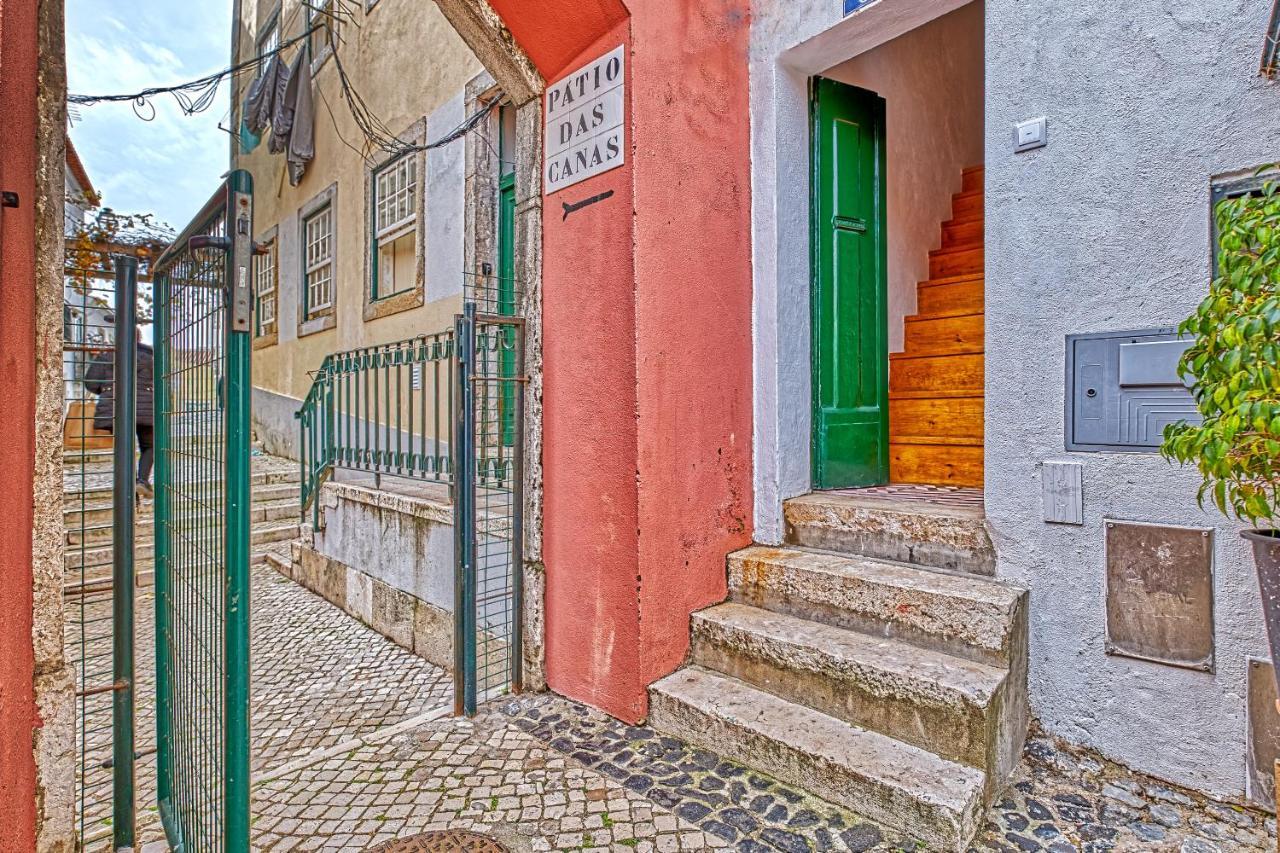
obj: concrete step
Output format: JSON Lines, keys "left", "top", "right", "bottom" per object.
{"left": 783, "top": 491, "right": 995, "bottom": 575}
{"left": 64, "top": 468, "right": 301, "bottom": 506}
{"left": 648, "top": 666, "right": 986, "bottom": 852}
{"left": 65, "top": 499, "right": 299, "bottom": 545}
{"left": 64, "top": 522, "right": 299, "bottom": 570}
{"left": 727, "top": 546, "right": 1024, "bottom": 669}
{"left": 690, "top": 602, "right": 1011, "bottom": 772}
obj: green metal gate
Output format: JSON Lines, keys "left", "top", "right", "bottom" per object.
{"left": 151, "top": 171, "right": 255, "bottom": 852}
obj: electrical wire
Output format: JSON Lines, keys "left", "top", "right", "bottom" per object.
{"left": 67, "top": 0, "right": 499, "bottom": 160}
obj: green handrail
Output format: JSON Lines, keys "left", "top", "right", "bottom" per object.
{"left": 298, "top": 331, "right": 456, "bottom": 525}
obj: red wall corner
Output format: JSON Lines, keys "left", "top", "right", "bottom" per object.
{"left": 497, "top": 0, "right": 755, "bottom": 723}
{"left": 0, "top": 0, "right": 45, "bottom": 846}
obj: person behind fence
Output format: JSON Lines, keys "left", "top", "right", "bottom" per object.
{"left": 84, "top": 335, "right": 155, "bottom": 499}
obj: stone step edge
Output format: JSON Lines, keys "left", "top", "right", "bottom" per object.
{"left": 727, "top": 546, "right": 1024, "bottom": 667}
{"left": 649, "top": 666, "right": 986, "bottom": 852}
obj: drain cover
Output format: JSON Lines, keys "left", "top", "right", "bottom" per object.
{"left": 367, "top": 830, "right": 509, "bottom": 853}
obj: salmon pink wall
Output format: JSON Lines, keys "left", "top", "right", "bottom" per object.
{"left": 492, "top": 0, "right": 753, "bottom": 723}
{"left": 0, "top": 0, "right": 42, "bottom": 845}
{"left": 488, "top": 0, "right": 629, "bottom": 80}
{"left": 630, "top": 0, "right": 753, "bottom": 689}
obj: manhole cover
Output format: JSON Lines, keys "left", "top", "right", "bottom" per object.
{"left": 367, "top": 830, "right": 509, "bottom": 853}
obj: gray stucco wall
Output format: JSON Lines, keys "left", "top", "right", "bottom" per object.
{"left": 253, "top": 385, "right": 302, "bottom": 460}
{"left": 985, "top": 0, "right": 1278, "bottom": 798}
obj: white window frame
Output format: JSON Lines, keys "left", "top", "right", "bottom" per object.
{"left": 307, "top": 0, "right": 336, "bottom": 71}
{"left": 372, "top": 155, "right": 417, "bottom": 299}
{"left": 257, "top": 14, "right": 280, "bottom": 64}
{"left": 254, "top": 239, "right": 277, "bottom": 332}
{"left": 303, "top": 206, "right": 334, "bottom": 316}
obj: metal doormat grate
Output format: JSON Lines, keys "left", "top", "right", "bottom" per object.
{"left": 829, "top": 483, "right": 985, "bottom": 509}
{"left": 367, "top": 830, "right": 510, "bottom": 852}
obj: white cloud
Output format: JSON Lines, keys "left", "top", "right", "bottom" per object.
{"left": 68, "top": 0, "right": 232, "bottom": 228}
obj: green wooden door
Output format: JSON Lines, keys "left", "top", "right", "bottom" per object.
{"left": 810, "top": 78, "right": 888, "bottom": 489}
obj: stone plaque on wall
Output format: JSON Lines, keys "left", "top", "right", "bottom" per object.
{"left": 1247, "top": 658, "right": 1280, "bottom": 812}
{"left": 1104, "top": 520, "right": 1214, "bottom": 671}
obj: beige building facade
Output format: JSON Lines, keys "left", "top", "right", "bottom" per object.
{"left": 230, "top": 0, "right": 486, "bottom": 455}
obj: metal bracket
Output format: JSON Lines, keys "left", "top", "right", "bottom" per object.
{"left": 228, "top": 190, "right": 254, "bottom": 332}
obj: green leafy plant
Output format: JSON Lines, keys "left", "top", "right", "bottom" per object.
{"left": 1162, "top": 168, "right": 1280, "bottom": 529}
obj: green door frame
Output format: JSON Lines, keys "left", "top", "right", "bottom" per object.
{"left": 497, "top": 105, "right": 517, "bottom": 447}
{"left": 810, "top": 77, "right": 889, "bottom": 490}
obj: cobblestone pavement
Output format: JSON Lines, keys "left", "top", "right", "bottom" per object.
{"left": 76, "top": 563, "right": 451, "bottom": 849}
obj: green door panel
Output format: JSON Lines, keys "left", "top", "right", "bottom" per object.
{"left": 810, "top": 77, "right": 889, "bottom": 490}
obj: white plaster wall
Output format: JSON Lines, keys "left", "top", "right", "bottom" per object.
{"left": 750, "top": 0, "right": 975, "bottom": 542}
{"left": 822, "top": 3, "right": 984, "bottom": 352}
{"left": 426, "top": 93, "right": 466, "bottom": 303}
{"left": 984, "top": 0, "right": 1278, "bottom": 797}
{"left": 316, "top": 494, "right": 454, "bottom": 611}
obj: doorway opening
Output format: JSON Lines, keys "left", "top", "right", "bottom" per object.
{"left": 808, "top": 1, "right": 986, "bottom": 494}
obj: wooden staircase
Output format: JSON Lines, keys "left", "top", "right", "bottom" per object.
{"left": 889, "top": 165, "right": 985, "bottom": 488}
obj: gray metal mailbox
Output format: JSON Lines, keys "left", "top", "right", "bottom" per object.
{"left": 1065, "top": 328, "right": 1201, "bottom": 452}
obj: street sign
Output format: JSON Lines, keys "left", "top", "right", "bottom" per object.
{"left": 544, "top": 45, "right": 625, "bottom": 195}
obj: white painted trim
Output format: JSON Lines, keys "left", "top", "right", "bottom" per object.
{"left": 750, "top": 0, "right": 976, "bottom": 543}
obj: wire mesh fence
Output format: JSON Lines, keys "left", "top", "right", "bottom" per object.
{"left": 152, "top": 172, "right": 254, "bottom": 852}
{"left": 456, "top": 276, "right": 524, "bottom": 713}
{"left": 64, "top": 268, "right": 123, "bottom": 849}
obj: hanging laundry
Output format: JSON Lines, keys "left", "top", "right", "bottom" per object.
{"left": 244, "top": 53, "right": 285, "bottom": 137}
{"left": 269, "top": 48, "right": 306, "bottom": 155}
{"left": 286, "top": 57, "right": 315, "bottom": 186}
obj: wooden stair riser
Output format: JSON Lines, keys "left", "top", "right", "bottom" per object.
{"left": 890, "top": 396, "right": 984, "bottom": 442}
{"left": 890, "top": 353, "right": 983, "bottom": 393}
{"left": 942, "top": 218, "right": 984, "bottom": 248}
{"left": 904, "top": 313, "right": 984, "bottom": 356}
{"left": 917, "top": 278, "right": 984, "bottom": 315}
{"left": 890, "top": 443, "right": 984, "bottom": 488}
{"left": 961, "top": 167, "right": 984, "bottom": 194}
{"left": 950, "top": 192, "right": 983, "bottom": 221}
{"left": 930, "top": 246, "right": 984, "bottom": 279}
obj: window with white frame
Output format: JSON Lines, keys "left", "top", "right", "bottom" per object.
{"left": 304, "top": 206, "right": 334, "bottom": 316}
{"left": 307, "top": 0, "right": 335, "bottom": 64}
{"left": 254, "top": 238, "right": 277, "bottom": 334}
{"left": 371, "top": 154, "right": 417, "bottom": 299}
{"left": 257, "top": 15, "right": 279, "bottom": 66}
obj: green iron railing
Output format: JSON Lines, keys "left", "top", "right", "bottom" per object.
{"left": 297, "top": 332, "right": 456, "bottom": 526}
{"left": 152, "top": 170, "right": 255, "bottom": 852}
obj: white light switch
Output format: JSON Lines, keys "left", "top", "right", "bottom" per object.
{"left": 1014, "top": 116, "right": 1048, "bottom": 152}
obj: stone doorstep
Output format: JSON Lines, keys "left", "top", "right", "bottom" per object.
{"left": 689, "top": 601, "right": 1011, "bottom": 774}
{"left": 648, "top": 665, "right": 987, "bottom": 852}
{"left": 728, "top": 545, "right": 1025, "bottom": 669}
{"left": 784, "top": 491, "right": 996, "bottom": 575}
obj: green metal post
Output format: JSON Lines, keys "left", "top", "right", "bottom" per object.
{"left": 111, "top": 254, "right": 138, "bottom": 850}
{"left": 454, "top": 304, "right": 478, "bottom": 716}
{"left": 153, "top": 269, "right": 178, "bottom": 846}
{"left": 224, "top": 170, "right": 254, "bottom": 851}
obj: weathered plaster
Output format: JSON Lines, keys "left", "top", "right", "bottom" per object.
{"left": 749, "top": 0, "right": 974, "bottom": 543}
{"left": 984, "top": 0, "right": 1279, "bottom": 797}
{"left": 34, "top": 0, "right": 74, "bottom": 846}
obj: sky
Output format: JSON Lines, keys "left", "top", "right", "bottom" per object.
{"left": 67, "top": 0, "right": 233, "bottom": 231}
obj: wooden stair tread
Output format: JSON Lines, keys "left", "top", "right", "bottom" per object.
{"left": 905, "top": 309, "right": 985, "bottom": 323}
{"left": 890, "top": 435, "right": 985, "bottom": 447}
{"left": 918, "top": 273, "right": 984, "bottom": 289}
{"left": 891, "top": 347, "right": 985, "bottom": 360}
{"left": 888, "top": 164, "right": 985, "bottom": 490}
{"left": 890, "top": 389, "right": 985, "bottom": 400}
